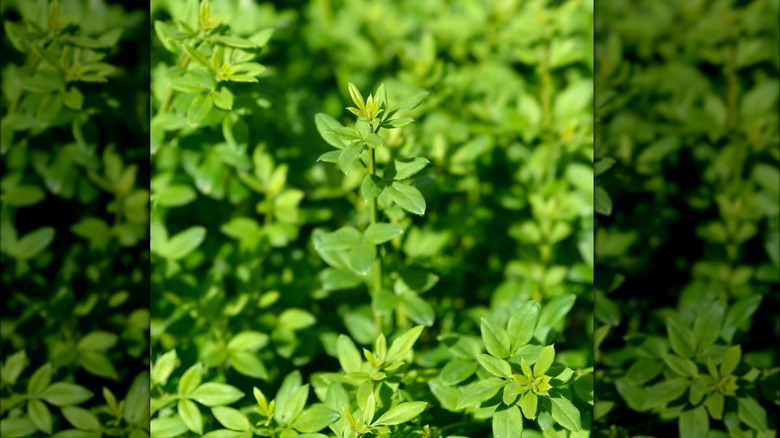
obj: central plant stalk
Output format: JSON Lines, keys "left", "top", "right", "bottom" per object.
{"left": 369, "top": 145, "right": 383, "bottom": 296}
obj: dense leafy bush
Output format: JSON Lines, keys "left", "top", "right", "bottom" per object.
{"left": 594, "top": 0, "right": 779, "bottom": 436}
{"left": 149, "top": 0, "right": 593, "bottom": 436}
{"left": 1, "top": 0, "right": 150, "bottom": 436}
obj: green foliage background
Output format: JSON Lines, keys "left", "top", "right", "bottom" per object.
{"left": 594, "top": 0, "right": 779, "bottom": 436}
{"left": 149, "top": 0, "right": 594, "bottom": 436}
{"left": 1, "top": 0, "right": 151, "bottom": 436}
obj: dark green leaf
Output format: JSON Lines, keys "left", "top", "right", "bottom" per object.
{"left": 679, "top": 406, "right": 709, "bottom": 438}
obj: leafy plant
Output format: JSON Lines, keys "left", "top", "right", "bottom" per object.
{"left": 594, "top": 0, "right": 779, "bottom": 435}
{"left": 148, "top": 0, "right": 594, "bottom": 436}
{"left": 1, "top": 0, "right": 150, "bottom": 436}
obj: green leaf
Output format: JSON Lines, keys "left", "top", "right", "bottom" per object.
{"left": 79, "top": 351, "right": 119, "bottom": 380}
{"left": 212, "top": 87, "right": 234, "bottom": 110}
{"left": 315, "top": 113, "right": 348, "bottom": 149}
{"left": 213, "top": 35, "right": 256, "bottom": 49}
{"left": 365, "top": 223, "right": 403, "bottom": 245}
{"left": 387, "top": 182, "right": 426, "bottom": 215}
{"left": 720, "top": 345, "right": 741, "bottom": 377}
{"left": 400, "top": 294, "right": 435, "bottom": 327}
{"left": 151, "top": 416, "right": 189, "bottom": 438}
{"left": 274, "top": 371, "right": 304, "bottom": 425}
{"left": 737, "top": 396, "right": 768, "bottom": 431}
{"left": 338, "top": 143, "right": 364, "bottom": 175}
{"left": 152, "top": 350, "right": 178, "bottom": 386}
{"left": 392, "top": 158, "right": 430, "bottom": 180}
{"left": 365, "top": 133, "right": 384, "bottom": 148}
{"left": 386, "top": 325, "right": 424, "bottom": 363}
{"left": 156, "top": 185, "right": 197, "bottom": 207}
{"left": 371, "top": 401, "right": 427, "bottom": 426}
{"left": 507, "top": 301, "right": 541, "bottom": 353}
{"left": 3, "top": 185, "right": 46, "bottom": 207}
{"left": 317, "top": 150, "right": 340, "bottom": 163}
{"left": 41, "top": 383, "right": 93, "bottom": 406}
{"left": 705, "top": 392, "right": 725, "bottom": 420}
{"left": 77, "top": 331, "right": 118, "bottom": 352}
{"left": 178, "top": 399, "right": 203, "bottom": 435}
{"left": 189, "top": 383, "right": 244, "bottom": 406}
{"left": 550, "top": 395, "right": 582, "bottom": 432}
{"left": 477, "top": 354, "right": 512, "bottom": 378}
{"left": 389, "top": 91, "right": 428, "bottom": 114}
{"left": 679, "top": 406, "right": 709, "bottom": 438}
{"left": 348, "top": 238, "right": 376, "bottom": 276}
{"left": 456, "top": 378, "right": 505, "bottom": 410}
{"left": 361, "top": 174, "right": 385, "bottom": 201}
{"left": 480, "top": 318, "right": 510, "bottom": 359}
{"left": 337, "top": 334, "right": 362, "bottom": 373}
{"left": 250, "top": 28, "right": 274, "bottom": 46}
{"left": 178, "top": 363, "right": 203, "bottom": 394}
{"left": 278, "top": 309, "right": 317, "bottom": 331}
{"left": 625, "top": 359, "right": 665, "bottom": 386}
{"left": 291, "top": 404, "right": 339, "bottom": 433}
{"left": 229, "top": 351, "right": 268, "bottom": 379}
{"left": 188, "top": 94, "right": 214, "bottom": 125}
{"left": 28, "top": 363, "right": 52, "bottom": 394}
{"left": 439, "top": 359, "right": 478, "bottom": 386}
{"left": 28, "top": 399, "right": 52, "bottom": 434}
{"left": 279, "top": 384, "right": 309, "bottom": 425}
{"left": 667, "top": 318, "right": 696, "bottom": 359}
{"left": 663, "top": 354, "right": 699, "bottom": 378}
{"left": 594, "top": 157, "right": 616, "bottom": 176}
{"left": 314, "top": 227, "right": 362, "bottom": 251}
{"left": 493, "top": 405, "right": 523, "bottom": 438}
{"left": 9, "top": 227, "right": 55, "bottom": 260}
{"left": 160, "top": 226, "right": 206, "bottom": 260}
{"left": 383, "top": 116, "right": 414, "bottom": 128}
{"left": 595, "top": 186, "right": 612, "bottom": 215}
{"left": 693, "top": 301, "right": 726, "bottom": 352}
{"left": 0, "top": 417, "right": 37, "bottom": 438}
{"left": 347, "top": 82, "right": 366, "bottom": 113}
{"left": 212, "top": 406, "right": 251, "bottom": 432}
{"left": 227, "top": 331, "right": 269, "bottom": 352}
{"left": 535, "top": 294, "right": 576, "bottom": 342}
{"left": 534, "top": 345, "right": 556, "bottom": 377}
{"left": 2, "top": 350, "right": 27, "bottom": 386}
{"left": 721, "top": 295, "right": 762, "bottom": 343}
{"left": 519, "top": 392, "right": 538, "bottom": 420}
{"left": 62, "top": 407, "right": 100, "bottom": 431}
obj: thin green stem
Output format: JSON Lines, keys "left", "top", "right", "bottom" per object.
{"left": 368, "top": 146, "right": 384, "bottom": 334}
{"left": 369, "top": 147, "right": 382, "bottom": 296}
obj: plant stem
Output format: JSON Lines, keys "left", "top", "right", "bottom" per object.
{"left": 367, "top": 137, "right": 384, "bottom": 334}
{"left": 368, "top": 147, "right": 382, "bottom": 296}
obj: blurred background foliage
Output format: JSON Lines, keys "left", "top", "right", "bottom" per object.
{"left": 1, "top": 0, "right": 150, "bottom": 436}
{"left": 149, "top": 0, "right": 593, "bottom": 435}
{"left": 594, "top": 0, "right": 779, "bottom": 436}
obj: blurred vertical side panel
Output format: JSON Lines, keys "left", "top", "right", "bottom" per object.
{"left": 1, "top": 0, "right": 150, "bottom": 437}
{"left": 594, "top": 0, "right": 779, "bottom": 436}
